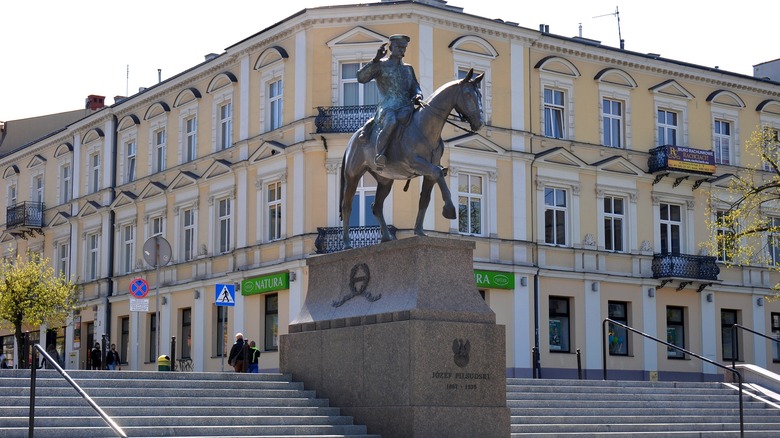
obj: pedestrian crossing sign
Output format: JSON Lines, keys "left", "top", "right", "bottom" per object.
{"left": 215, "top": 284, "right": 236, "bottom": 306}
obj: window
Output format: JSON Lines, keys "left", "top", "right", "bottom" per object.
{"left": 153, "top": 129, "right": 166, "bottom": 173}
{"left": 657, "top": 109, "right": 678, "bottom": 146}
{"left": 267, "top": 181, "right": 282, "bottom": 241}
{"left": 458, "top": 173, "right": 483, "bottom": 235}
{"left": 666, "top": 306, "right": 685, "bottom": 359}
{"left": 772, "top": 313, "right": 780, "bottom": 362}
{"left": 219, "top": 102, "right": 232, "bottom": 150}
{"left": 659, "top": 203, "right": 682, "bottom": 255}
{"left": 89, "top": 153, "right": 100, "bottom": 193}
{"left": 602, "top": 98, "right": 623, "bottom": 148}
{"left": 543, "top": 88, "right": 565, "bottom": 138}
{"left": 268, "top": 79, "right": 283, "bottom": 130}
{"left": 125, "top": 140, "right": 136, "bottom": 183}
{"left": 121, "top": 224, "right": 135, "bottom": 274}
{"left": 603, "top": 196, "right": 624, "bottom": 252}
{"left": 544, "top": 188, "right": 567, "bottom": 245}
{"left": 608, "top": 301, "right": 628, "bottom": 356}
{"left": 768, "top": 217, "right": 780, "bottom": 266}
{"left": 217, "top": 198, "right": 231, "bottom": 254}
{"left": 60, "top": 163, "right": 71, "bottom": 203}
{"left": 721, "top": 309, "right": 739, "bottom": 361}
{"left": 762, "top": 127, "right": 779, "bottom": 172}
{"left": 33, "top": 174, "right": 44, "bottom": 203}
{"left": 182, "top": 208, "right": 196, "bottom": 261}
{"left": 149, "top": 313, "right": 157, "bottom": 362}
{"left": 7, "top": 183, "right": 16, "bottom": 206}
{"left": 215, "top": 307, "right": 227, "bottom": 357}
{"left": 87, "top": 232, "right": 99, "bottom": 281}
{"left": 151, "top": 216, "right": 164, "bottom": 238}
{"left": 181, "top": 308, "right": 192, "bottom": 359}
{"left": 57, "top": 241, "right": 69, "bottom": 278}
{"left": 120, "top": 316, "right": 129, "bottom": 365}
{"left": 714, "top": 120, "right": 731, "bottom": 165}
{"left": 265, "top": 294, "right": 279, "bottom": 351}
{"left": 349, "top": 175, "right": 378, "bottom": 227}
{"left": 715, "top": 211, "right": 735, "bottom": 262}
{"left": 341, "top": 62, "right": 378, "bottom": 106}
{"left": 185, "top": 116, "right": 197, "bottom": 162}
{"left": 549, "top": 297, "right": 570, "bottom": 353}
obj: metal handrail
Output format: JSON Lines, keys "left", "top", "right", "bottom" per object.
{"left": 602, "top": 318, "right": 744, "bottom": 438}
{"left": 731, "top": 323, "right": 780, "bottom": 369}
{"left": 30, "top": 344, "right": 127, "bottom": 438}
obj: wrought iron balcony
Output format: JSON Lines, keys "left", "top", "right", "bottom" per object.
{"left": 315, "top": 225, "right": 397, "bottom": 254}
{"left": 651, "top": 253, "right": 720, "bottom": 281}
{"left": 647, "top": 145, "right": 716, "bottom": 176}
{"left": 315, "top": 105, "right": 376, "bottom": 134}
{"left": 6, "top": 201, "right": 45, "bottom": 238}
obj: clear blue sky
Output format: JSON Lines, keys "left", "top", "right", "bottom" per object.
{"left": 1, "top": 0, "right": 775, "bottom": 121}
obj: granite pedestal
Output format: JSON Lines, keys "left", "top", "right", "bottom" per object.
{"left": 280, "top": 236, "right": 510, "bottom": 438}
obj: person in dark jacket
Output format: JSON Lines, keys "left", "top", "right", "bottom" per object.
{"left": 105, "top": 344, "right": 121, "bottom": 370}
{"left": 227, "top": 333, "right": 246, "bottom": 373}
{"left": 247, "top": 341, "right": 261, "bottom": 373}
{"left": 45, "top": 344, "right": 60, "bottom": 369}
{"left": 90, "top": 343, "right": 102, "bottom": 370}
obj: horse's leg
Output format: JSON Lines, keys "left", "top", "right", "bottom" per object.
{"left": 341, "top": 174, "right": 360, "bottom": 249}
{"left": 409, "top": 157, "right": 457, "bottom": 220}
{"left": 372, "top": 176, "right": 395, "bottom": 242}
{"left": 414, "top": 176, "right": 436, "bottom": 236}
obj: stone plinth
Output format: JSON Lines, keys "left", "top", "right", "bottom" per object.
{"left": 280, "top": 236, "right": 510, "bottom": 438}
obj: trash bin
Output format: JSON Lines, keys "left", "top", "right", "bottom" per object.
{"left": 158, "top": 355, "right": 170, "bottom": 371}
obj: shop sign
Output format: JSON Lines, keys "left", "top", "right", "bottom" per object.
{"left": 666, "top": 145, "right": 715, "bottom": 174}
{"left": 241, "top": 272, "right": 289, "bottom": 296}
{"left": 474, "top": 270, "right": 514, "bottom": 289}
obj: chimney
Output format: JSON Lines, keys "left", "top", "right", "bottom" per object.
{"left": 86, "top": 95, "right": 106, "bottom": 111}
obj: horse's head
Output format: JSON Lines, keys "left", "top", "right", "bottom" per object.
{"left": 455, "top": 69, "right": 485, "bottom": 132}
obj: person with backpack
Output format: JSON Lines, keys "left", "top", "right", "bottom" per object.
{"left": 247, "top": 341, "right": 261, "bottom": 373}
{"left": 227, "top": 333, "right": 246, "bottom": 373}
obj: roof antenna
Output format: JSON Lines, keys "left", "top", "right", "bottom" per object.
{"left": 593, "top": 6, "right": 624, "bottom": 49}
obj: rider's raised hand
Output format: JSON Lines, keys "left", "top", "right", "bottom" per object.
{"left": 373, "top": 43, "right": 387, "bottom": 62}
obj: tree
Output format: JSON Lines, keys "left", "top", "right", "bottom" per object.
{"left": 707, "top": 126, "right": 780, "bottom": 291}
{"left": 0, "top": 251, "right": 79, "bottom": 368}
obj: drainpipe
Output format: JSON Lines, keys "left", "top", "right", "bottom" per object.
{"left": 528, "top": 40, "right": 541, "bottom": 378}
{"left": 104, "top": 114, "right": 119, "bottom": 344}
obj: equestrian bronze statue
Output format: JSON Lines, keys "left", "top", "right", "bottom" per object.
{"left": 339, "top": 47, "right": 484, "bottom": 249}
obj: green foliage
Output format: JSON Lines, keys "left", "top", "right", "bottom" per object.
{"left": 706, "top": 126, "right": 780, "bottom": 290}
{"left": 0, "top": 251, "right": 79, "bottom": 366}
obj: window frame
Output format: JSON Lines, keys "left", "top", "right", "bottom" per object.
{"left": 715, "top": 210, "right": 735, "bottom": 263}
{"left": 182, "top": 207, "right": 196, "bottom": 261}
{"left": 265, "top": 293, "right": 279, "bottom": 351}
{"left": 457, "top": 172, "right": 485, "bottom": 236}
{"left": 152, "top": 127, "right": 166, "bottom": 173}
{"left": 267, "top": 78, "right": 283, "bottom": 131}
{"left": 56, "top": 240, "right": 70, "bottom": 278}
{"left": 340, "top": 61, "right": 379, "bottom": 106}
{"left": 266, "top": 180, "right": 282, "bottom": 241}
{"left": 217, "top": 197, "right": 232, "bottom": 254}
{"left": 603, "top": 195, "right": 626, "bottom": 252}
{"left": 89, "top": 152, "right": 100, "bottom": 194}
{"left": 721, "top": 309, "right": 739, "bottom": 361}
{"left": 59, "top": 162, "right": 72, "bottom": 204}
{"left": 601, "top": 97, "right": 624, "bottom": 148}
{"left": 120, "top": 223, "right": 135, "bottom": 275}
{"left": 125, "top": 139, "right": 137, "bottom": 183}
{"left": 659, "top": 202, "right": 683, "bottom": 255}
{"left": 544, "top": 187, "right": 568, "bottom": 246}
{"left": 666, "top": 306, "right": 686, "bottom": 359}
{"left": 713, "top": 119, "right": 732, "bottom": 165}
{"left": 543, "top": 87, "right": 566, "bottom": 139}
{"left": 548, "top": 296, "right": 571, "bottom": 353}
{"left": 184, "top": 114, "right": 197, "bottom": 163}
{"left": 657, "top": 108, "right": 679, "bottom": 146}
{"left": 86, "top": 231, "right": 99, "bottom": 281}
{"left": 218, "top": 101, "right": 233, "bottom": 151}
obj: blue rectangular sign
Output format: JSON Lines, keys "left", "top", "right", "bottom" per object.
{"left": 215, "top": 283, "right": 236, "bottom": 306}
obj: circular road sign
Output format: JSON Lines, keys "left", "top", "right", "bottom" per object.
{"left": 130, "top": 278, "right": 150, "bottom": 298}
{"left": 143, "top": 236, "right": 172, "bottom": 268}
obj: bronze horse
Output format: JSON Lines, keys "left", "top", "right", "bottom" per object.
{"left": 340, "top": 69, "right": 485, "bottom": 249}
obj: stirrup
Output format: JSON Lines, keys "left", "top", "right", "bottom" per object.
{"left": 374, "top": 154, "right": 387, "bottom": 167}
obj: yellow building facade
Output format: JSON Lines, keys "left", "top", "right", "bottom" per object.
{"left": 2, "top": 0, "right": 780, "bottom": 380}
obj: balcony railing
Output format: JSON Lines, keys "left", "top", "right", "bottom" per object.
{"left": 315, "top": 225, "right": 396, "bottom": 254}
{"left": 651, "top": 253, "right": 720, "bottom": 281}
{"left": 6, "top": 201, "right": 45, "bottom": 234}
{"left": 647, "top": 145, "right": 716, "bottom": 176}
{"left": 315, "top": 105, "right": 376, "bottom": 134}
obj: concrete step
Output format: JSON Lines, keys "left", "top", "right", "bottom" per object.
{"left": 1, "top": 425, "right": 376, "bottom": 438}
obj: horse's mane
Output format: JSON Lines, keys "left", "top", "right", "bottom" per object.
{"left": 423, "top": 79, "right": 461, "bottom": 104}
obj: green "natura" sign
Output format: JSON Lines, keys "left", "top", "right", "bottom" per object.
{"left": 474, "top": 270, "right": 514, "bottom": 289}
{"left": 241, "top": 272, "right": 289, "bottom": 295}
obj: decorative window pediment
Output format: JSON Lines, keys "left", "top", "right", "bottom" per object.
{"left": 449, "top": 35, "right": 498, "bottom": 60}
{"left": 54, "top": 143, "right": 73, "bottom": 158}
{"left": 447, "top": 133, "right": 505, "bottom": 154}
{"left": 82, "top": 128, "right": 104, "bottom": 145}
{"left": 117, "top": 115, "right": 140, "bottom": 131}
{"left": 250, "top": 140, "right": 286, "bottom": 163}
{"left": 144, "top": 102, "right": 171, "bottom": 120}
{"left": 173, "top": 88, "right": 202, "bottom": 108}
{"left": 327, "top": 26, "right": 387, "bottom": 49}
{"left": 203, "top": 159, "right": 233, "bottom": 180}
{"left": 77, "top": 200, "right": 103, "bottom": 218}
{"left": 757, "top": 99, "right": 780, "bottom": 115}
{"left": 169, "top": 171, "right": 200, "bottom": 190}
{"left": 47, "top": 211, "right": 71, "bottom": 228}
{"left": 3, "top": 165, "right": 19, "bottom": 179}
{"left": 254, "top": 46, "right": 289, "bottom": 70}
{"left": 207, "top": 72, "right": 238, "bottom": 93}
{"left": 535, "top": 56, "right": 581, "bottom": 78}
{"left": 110, "top": 191, "right": 138, "bottom": 209}
{"left": 535, "top": 147, "right": 587, "bottom": 168}
{"left": 139, "top": 181, "right": 168, "bottom": 200}
{"left": 591, "top": 156, "right": 645, "bottom": 176}
{"left": 707, "top": 90, "right": 745, "bottom": 109}
{"left": 708, "top": 173, "right": 737, "bottom": 189}
{"left": 594, "top": 68, "right": 637, "bottom": 88}
{"left": 649, "top": 79, "right": 694, "bottom": 100}
{"left": 27, "top": 154, "right": 46, "bottom": 168}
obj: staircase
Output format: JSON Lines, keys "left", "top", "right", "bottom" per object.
{"left": 0, "top": 369, "right": 379, "bottom": 438}
{"left": 508, "top": 377, "right": 780, "bottom": 437}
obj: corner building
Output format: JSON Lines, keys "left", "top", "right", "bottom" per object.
{"left": 2, "top": 0, "right": 780, "bottom": 380}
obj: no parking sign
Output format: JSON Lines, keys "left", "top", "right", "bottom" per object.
{"left": 130, "top": 278, "right": 150, "bottom": 298}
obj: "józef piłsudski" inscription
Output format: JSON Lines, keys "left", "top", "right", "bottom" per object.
{"left": 431, "top": 371, "right": 491, "bottom": 391}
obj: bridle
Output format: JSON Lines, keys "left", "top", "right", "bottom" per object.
{"left": 416, "top": 82, "right": 481, "bottom": 134}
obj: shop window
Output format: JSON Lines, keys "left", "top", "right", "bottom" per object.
{"left": 181, "top": 308, "right": 192, "bottom": 359}
{"left": 265, "top": 294, "right": 279, "bottom": 351}
{"left": 721, "top": 309, "right": 739, "bottom": 361}
{"left": 549, "top": 296, "right": 571, "bottom": 353}
{"left": 608, "top": 301, "right": 628, "bottom": 356}
{"left": 772, "top": 313, "right": 780, "bottom": 362}
{"left": 148, "top": 313, "right": 157, "bottom": 362}
{"left": 120, "top": 316, "right": 129, "bottom": 365}
{"left": 666, "top": 306, "right": 686, "bottom": 359}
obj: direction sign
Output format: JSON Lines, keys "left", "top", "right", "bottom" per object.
{"left": 215, "top": 284, "right": 236, "bottom": 307}
{"left": 130, "top": 278, "right": 150, "bottom": 298}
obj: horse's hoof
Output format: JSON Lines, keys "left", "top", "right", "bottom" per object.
{"left": 443, "top": 204, "right": 457, "bottom": 220}
{"left": 343, "top": 242, "right": 352, "bottom": 250}
{"left": 381, "top": 235, "right": 395, "bottom": 243}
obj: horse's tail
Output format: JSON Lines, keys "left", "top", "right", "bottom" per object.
{"left": 339, "top": 151, "right": 346, "bottom": 221}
